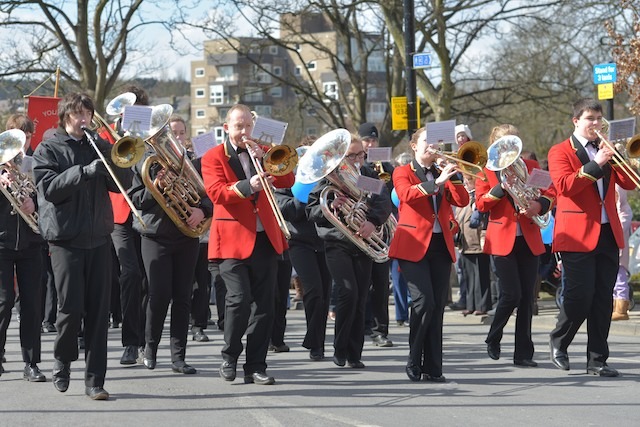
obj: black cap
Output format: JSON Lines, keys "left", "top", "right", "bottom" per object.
{"left": 358, "top": 123, "right": 378, "bottom": 139}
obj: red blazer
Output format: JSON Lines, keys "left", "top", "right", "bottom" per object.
{"left": 388, "top": 161, "right": 469, "bottom": 262}
{"left": 476, "top": 158, "right": 555, "bottom": 257}
{"left": 99, "top": 124, "right": 131, "bottom": 224}
{"left": 548, "top": 136, "right": 636, "bottom": 252}
{"left": 202, "top": 141, "right": 294, "bottom": 260}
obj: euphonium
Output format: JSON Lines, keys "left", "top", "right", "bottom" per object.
{"left": 296, "top": 129, "right": 396, "bottom": 263}
{"left": 141, "top": 104, "right": 211, "bottom": 238}
{"left": 0, "top": 129, "right": 39, "bottom": 234}
{"left": 485, "top": 135, "right": 550, "bottom": 228}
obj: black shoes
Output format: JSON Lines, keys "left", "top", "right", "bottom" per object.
{"left": 85, "top": 386, "right": 109, "bottom": 400}
{"left": 587, "top": 363, "right": 619, "bottom": 377}
{"left": 372, "top": 335, "right": 393, "bottom": 347}
{"left": 514, "top": 359, "right": 538, "bottom": 367}
{"left": 549, "top": 342, "right": 570, "bottom": 371}
{"left": 406, "top": 363, "right": 422, "bottom": 382}
{"left": 120, "top": 345, "right": 138, "bottom": 365}
{"left": 309, "top": 349, "right": 325, "bottom": 361}
{"left": 171, "top": 361, "right": 197, "bottom": 374}
{"left": 143, "top": 357, "right": 156, "bottom": 370}
{"left": 448, "top": 301, "right": 466, "bottom": 311}
{"left": 143, "top": 345, "right": 157, "bottom": 370}
{"left": 487, "top": 342, "right": 501, "bottom": 360}
{"left": 42, "top": 323, "right": 57, "bottom": 333}
{"left": 332, "top": 355, "right": 346, "bottom": 367}
{"left": 268, "top": 343, "right": 290, "bottom": 353}
{"left": 219, "top": 361, "right": 237, "bottom": 381}
{"left": 347, "top": 360, "right": 365, "bottom": 369}
{"left": 424, "top": 374, "right": 446, "bottom": 383}
{"left": 52, "top": 360, "right": 71, "bottom": 392}
{"left": 23, "top": 364, "right": 46, "bottom": 382}
{"left": 192, "top": 330, "right": 210, "bottom": 342}
{"left": 244, "top": 371, "right": 275, "bottom": 385}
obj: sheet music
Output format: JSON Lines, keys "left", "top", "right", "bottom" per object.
{"left": 607, "top": 117, "right": 636, "bottom": 142}
{"left": 122, "top": 105, "right": 153, "bottom": 136}
{"left": 191, "top": 131, "right": 219, "bottom": 158}
{"left": 366, "top": 147, "right": 392, "bottom": 162}
{"left": 357, "top": 175, "right": 385, "bottom": 195}
{"left": 426, "top": 120, "right": 456, "bottom": 145}
{"left": 250, "top": 116, "right": 288, "bottom": 145}
{"left": 526, "top": 168, "right": 552, "bottom": 190}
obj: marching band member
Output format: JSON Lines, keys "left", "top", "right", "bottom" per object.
{"left": 548, "top": 98, "right": 635, "bottom": 376}
{"left": 129, "top": 113, "right": 212, "bottom": 375}
{"left": 306, "top": 134, "right": 392, "bottom": 369}
{"left": 33, "top": 93, "right": 118, "bottom": 400}
{"left": 476, "top": 124, "right": 555, "bottom": 368}
{"left": 0, "top": 115, "right": 44, "bottom": 382}
{"left": 389, "top": 127, "right": 468, "bottom": 382}
{"left": 202, "top": 104, "right": 294, "bottom": 385}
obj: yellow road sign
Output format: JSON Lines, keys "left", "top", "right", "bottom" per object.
{"left": 391, "top": 96, "right": 420, "bottom": 131}
{"left": 598, "top": 83, "right": 614, "bottom": 100}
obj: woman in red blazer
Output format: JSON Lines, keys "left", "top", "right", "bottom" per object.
{"left": 476, "top": 124, "right": 555, "bottom": 367}
{"left": 389, "top": 127, "right": 469, "bottom": 382}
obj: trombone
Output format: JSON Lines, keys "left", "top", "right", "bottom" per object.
{"left": 593, "top": 118, "right": 640, "bottom": 189}
{"left": 432, "top": 141, "right": 488, "bottom": 181}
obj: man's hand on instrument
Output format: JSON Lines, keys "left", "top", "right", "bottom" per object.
{"left": 594, "top": 143, "right": 614, "bottom": 167}
{"left": 82, "top": 159, "right": 108, "bottom": 179}
{"left": 0, "top": 172, "right": 12, "bottom": 187}
{"left": 20, "top": 197, "right": 36, "bottom": 215}
{"left": 187, "top": 207, "right": 205, "bottom": 228}
{"left": 435, "top": 162, "right": 457, "bottom": 185}
{"left": 521, "top": 200, "right": 542, "bottom": 218}
{"left": 249, "top": 171, "right": 274, "bottom": 192}
{"left": 331, "top": 195, "right": 349, "bottom": 211}
{"left": 244, "top": 138, "right": 265, "bottom": 160}
{"left": 357, "top": 220, "right": 376, "bottom": 239}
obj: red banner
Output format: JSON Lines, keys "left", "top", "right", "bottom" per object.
{"left": 27, "top": 96, "right": 60, "bottom": 151}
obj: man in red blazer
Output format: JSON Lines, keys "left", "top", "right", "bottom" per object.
{"left": 389, "top": 127, "right": 469, "bottom": 382}
{"left": 548, "top": 98, "right": 636, "bottom": 377}
{"left": 201, "top": 104, "right": 294, "bottom": 385}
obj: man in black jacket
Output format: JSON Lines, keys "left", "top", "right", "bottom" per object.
{"left": 33, "top": 92, "right": 121, "bottom": 400}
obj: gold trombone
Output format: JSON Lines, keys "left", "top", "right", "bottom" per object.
{"left": 593, "top": 118, "right": 640, "bottom": 189}
{"left": 432, "top": 141, "right": 488, "bottom": 181}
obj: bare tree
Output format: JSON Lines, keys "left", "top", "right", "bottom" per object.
{"left": 0, "top": 0, "right": 187, "bottom": 111}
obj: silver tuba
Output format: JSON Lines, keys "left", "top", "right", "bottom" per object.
{"left": 141, "top": 104, "right": 211, "bottom": 238}
{"left": 296, "top": 129, "right": 396, "bottom": 263}
{"left": 0, "top": 129, "right": 39, "bottom": 233}
{"left": 485, "top": 135, "right": 550, "bottom": 228}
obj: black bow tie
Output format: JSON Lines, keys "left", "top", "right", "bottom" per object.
{"left": 587, "top": 139, "right": 599, "bottom": 150}
{"left": 237, "top": 147, "right": 248, "bottom": 155}
{"left": 424, "top": 165, "right": 437, "bottom": 175}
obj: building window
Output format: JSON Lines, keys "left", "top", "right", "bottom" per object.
{"left": 194, "top": 68, "right": 205, "bottom": 77}
{"left": 210, "top": 84, "right": 225, "bottom": 105}
{"left": 217, "top": 65, "right": 234, "bottom": 81}
{"left": 306, "top": 61, "right": 317, "bottom": 71}
{"left": 367, "top": 102, "right": 386, "bottom": 122}
{"left": 270, "top": 86, "right": 282, "bottom": 98}
{"left": 253, "top": 105, "right": 272, "bottom": 117}
{"left": 218, "top": 108, "right": 229, "bottom": 121}
{"left": 294, "top": 66, "right": 302, "bottom": 76}
{"left": 252, "top": 64, "right": 272, "bottom": 84}
{"left": 294, "top": 43, "right": 301, "bottom": 52}
{"left": 195, "top": 88, "right": 205, "bottom": 98}
{"left": 273, "top": 66, "right": 282, "bottom": 77}
{"left": 195, "top": 109, "right": 206, "bottom": 118}
{"left": 244, "top": 87, "right": 263, "bottom": 103}
{"left": 323, "top": 82, "right": 338, "bottom": 100}
{"left": 214, "top": 126, "right": 225, "bottom": 145}
{"left": 269, "top": 46, "right": 278, "bottom": 55}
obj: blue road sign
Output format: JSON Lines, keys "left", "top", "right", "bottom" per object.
{"left": 413, "top": 53, "right": 432, "bottom": 69}
{"left": 593, "top": 63, "right": 617, "bottom": 84}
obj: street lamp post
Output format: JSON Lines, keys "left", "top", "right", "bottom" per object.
{"left": 404, "top": 0, "right": 417, "bottom": 138}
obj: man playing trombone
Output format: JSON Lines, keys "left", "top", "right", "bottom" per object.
{"left": 201, "top": 104, "right": 294, "bottom": 385}
{"left": 33, "top": 92, "right": 123, "bottom": 400}
{"left": 548, "top": 98, "right": 637, "bottom": 377}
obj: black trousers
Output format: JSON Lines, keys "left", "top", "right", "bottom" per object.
{"left": 50, "top": 242, "right": 111, "bottom": 387}
{"left": 289, "top": 243, "right": 331, "bottom": 351}
{"left": 41, "top": 243, "right": 57, "bottom": 326}
{"left": 112, "top": 221, "right": 145, "bottom": 347}
{"left": 219, "top": 232, "right": 277, "bottom": 375}
{"left": 398, "top": 234, "right": 451, "bottom": 377}
{"left": 191, "top": 243, "right": 211, "bottom": 330}
{"left": 141, "top": 235, "right": 198, "bottom": 362}
{"left": 551, "top": 224, "right": 619, "bottom": 363}
{"left": 325, "top": 244, "right": 372, "bottom": 362}
{"left": 271, "top": 254, "right": 292, "bottom": 347}
{"left": 460, "top": 253, "right": 492, "bottom": 313}
{"left": 486, "top": 236, "right": 538, "bottom": 361}
{"left": 369, "top": 260, "right": 391, "bottom": 337}
{"left": 0, "top": 244, "right": 43, "bottom": 365}
{"left": 208, "top": 261, "right": 226, "bottom": 330}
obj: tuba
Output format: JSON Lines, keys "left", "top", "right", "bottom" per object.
{"left": 141, "top": 104, "right": 211, "bottom": 238}
{"left": 296, "top": 129, "right": 396, "bottom": 263}
{"left": 0, "top": 129, "right": 39, "bottom": 234}
{"left": 485, "top": 135, "right": 550, "bottom": 228}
